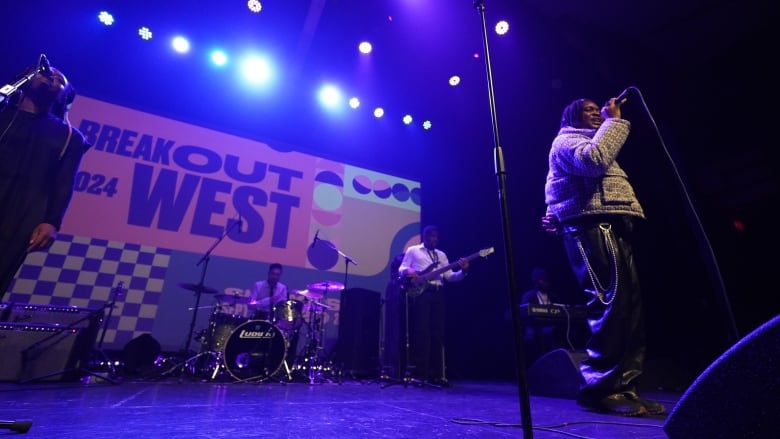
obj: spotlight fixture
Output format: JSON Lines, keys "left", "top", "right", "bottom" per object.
{"left": 449, "top": 75, "right": 461, "bottom": 86}
{"left": 349, "top": 97, "right": 360, "bottom": 109}
{"left": 138, "top": 27, "right": 153, "bottom": 40}
{"left": 402, "top": 114, "right": 413, "bottom": 125}
{"left": 248, "top": 0, "right": 263, "bottom": 13}
{"left": 98, "top": 11, "right": 114, "bottom": 26}
{"left": 373, "top": 107, "right": 384, "bottom": 118}
{"left": 358, "top": 41, "right": 372, "bottom": 54}
{"left": 495, "top": 20, "right": 509, "bottom": 35}
{"left": 172, "top": 36, "right": 191, "bottom": 53}
{"left": 210, "top": 50, "right": 228, "bottom": 66}
{"left": 423, "top": 120, "right": 432, "bottom": 130}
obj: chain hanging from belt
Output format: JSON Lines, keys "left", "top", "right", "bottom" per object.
{"left": 575, "top": 223, "right": 619, "bottom": 306}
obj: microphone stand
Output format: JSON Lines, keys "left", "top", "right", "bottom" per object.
{"left": 317, "top": 239, "right": 358, "bottom": 290}
{"left": 473, "top": 1, "right": 533, "bottom": 437}
{"left": 314, "top": 239, "right": 356, "bottom": 379}
{"left": 93, "top": 282, "right": 125, "bottom": 379}
{"left": 0, "top": 55, "right": 47, "bottom": 106}
{"left": 0, "top": 68, "right": 37, "bottom": 106}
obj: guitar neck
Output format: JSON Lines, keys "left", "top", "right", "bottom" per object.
{"left": 422, "top": 249, "right": 483, "bottom": 280}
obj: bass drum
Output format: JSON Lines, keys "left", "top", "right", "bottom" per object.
{"left": 223, "top": 320, "right": 287, "bottom": 382}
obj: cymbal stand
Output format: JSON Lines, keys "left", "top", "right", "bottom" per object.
{"left": 297, "top": 300, "right": 333, "bottom": 384}
{"left": 159, "top": 303, "right": 223, "bottom": 380}
{"left": 165, "top": 217, "right": 240, "bottom": 378}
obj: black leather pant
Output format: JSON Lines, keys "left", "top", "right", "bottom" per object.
{"left": 561, "top": 215, "right": 646, "bottom": 402}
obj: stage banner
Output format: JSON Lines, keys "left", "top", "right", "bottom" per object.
{"left": 5, "top": 96, "right": 422, "bottom": 353}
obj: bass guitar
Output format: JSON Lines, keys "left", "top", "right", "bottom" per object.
{"left": 402, "top": 247, "right": 494, "bottom": 297}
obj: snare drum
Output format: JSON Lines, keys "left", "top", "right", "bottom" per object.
{"left": 273, "top": 300, "right": 303, "bottom": 331}
{"left": 223, "top": 320, "right": 287, "bottom": 381}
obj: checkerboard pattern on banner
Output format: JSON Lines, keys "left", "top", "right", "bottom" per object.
{"left": 5, "top": 234, "right": 171, "bottom": 350}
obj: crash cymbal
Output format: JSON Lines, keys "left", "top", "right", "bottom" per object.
{"left": 307, "top": 281, "right": 345, "bottom": 293}
{"left": 215, "top": 293, "right": 251, "bottom": 304}
{"left": 178, "top": 282, "right": 219, "bottom": 295}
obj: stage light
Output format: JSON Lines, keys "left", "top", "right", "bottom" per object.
{"left": 248, "top": 0, "right": 263, "bottom": 13}
{"left": 495, "top": 20, "right": 509, "bottom": 35}
{"left": 138, "top": 27, "right": 153, "bottom": 41}
{"left": 318, "top": 85, "right": 343, "bottom": 109}
{"left": 374, "top": 107, "right": 384, "bottom": 118}
{"left": 358, "top": 41, "right": 372, "bottom": 54}
{"left": 172, "top": 36, "right": 191, "bottom": 53}
{"left": 402, "top": 114, "right": 413, "bottom": 125}
{"left": 241, "top": 56, "right": 273, "bottom": 85}
{"left": 422, "top": 120, "right": 432, "bottom": 130}
{"left": 98, "top": 11, "right": 114, "bottom": 26}
{"left": 349, "top": 97, "right": 360, "bottom": 109}
{"left": 449, "top": 75, "right": 461, "bottom": 86}
{"left": 210, "top": 50, "right": 228, "bottom": 66}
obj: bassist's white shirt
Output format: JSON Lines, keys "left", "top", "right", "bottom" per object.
{"left": 398, "top": 243, "right": 467, "bottom": 287}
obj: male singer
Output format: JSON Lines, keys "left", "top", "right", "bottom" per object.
{"left": 541, "top": 96, "right": 664, "bottom": 416}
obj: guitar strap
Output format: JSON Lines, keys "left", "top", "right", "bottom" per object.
{"left": 427, "top": 248, "right": 440, "bottom": 285}
{"left": 427, "top": 248, "right": 439, "bottom": 264}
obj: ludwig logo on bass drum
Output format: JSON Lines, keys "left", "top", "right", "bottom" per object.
{"left": 238, "top": 328, "right": 276, "bottom": 339}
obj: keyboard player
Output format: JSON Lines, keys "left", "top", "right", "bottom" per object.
{"left": 519, "top": 268, "right": 567, "bottom": 366}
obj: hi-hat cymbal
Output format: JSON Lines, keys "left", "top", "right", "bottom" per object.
{"left": 291, "top": 289, "right": 324, "bottom": 300}
{"left": 307, "top": 280, "right": 345, "bottom": 293}
{"left": 178, "top": 282, "right": 219, "bottom": 295}
{"left": 215, "top": 294, "right": 251, "bottom": 304}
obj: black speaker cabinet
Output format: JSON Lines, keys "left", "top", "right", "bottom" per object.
{"left": 336, "top": 288, "right": 381, "bottom": 378}
{"left": 3, "top": 303, "right": 103, "bottom": 328}
{"left": 0, "top": 322, "right": 97, "bottom": 382}
{"left": 527, "top": 348, "right": 587, "bottom": 399}
{"left": 664, "top": 314, "right": 780, "bottom": 439}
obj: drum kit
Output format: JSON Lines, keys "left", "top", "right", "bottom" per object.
{"left": 170, "top": 280, "right": 345, "bottom": 383}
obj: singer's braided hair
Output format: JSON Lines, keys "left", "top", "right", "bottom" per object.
{"left": 559, "top": 98, "right": 591, "bottom": 129}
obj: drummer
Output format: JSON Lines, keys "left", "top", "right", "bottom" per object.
{"left": 249, "top": 262, "right": 289, "bottom": 321}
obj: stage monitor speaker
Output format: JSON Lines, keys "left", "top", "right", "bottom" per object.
{"left": 664, "top": 314, "right": 780, "bottom": 439}
{"left": 527, "top": 348, "right": 587, "bottom": 399}
{"left": 122, "top": 334, "right": 162, "bottom": 377}
{"left": 3, "top": 303, "right": 103, "bottom": 329}
{"left": 336, "top": 288, "right": 381, "bottom": 378}
{"left": 0, "top": 322, "right": 96, "bottom": 382}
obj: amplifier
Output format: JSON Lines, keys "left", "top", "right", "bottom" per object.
{"left": 0, "top": 322, "right": 97, "bottom": 382}
{"left": 2, "top": 303, "right": 104, "bottom": 329}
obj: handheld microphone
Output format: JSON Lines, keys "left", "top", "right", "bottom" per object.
{"left": 38, "top": 53, "right": 52, "bottom": 77}
{"left": 310, "top": 230, "right": 319, "bottom": 249}
{"left": 615, "top": 87, "right": 631, "bottom": 105}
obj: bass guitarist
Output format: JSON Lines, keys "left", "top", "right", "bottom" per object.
{"left": 398, "top": 225, "right": 469, "bottom": 387}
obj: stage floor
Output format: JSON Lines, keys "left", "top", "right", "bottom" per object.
{"left": 1, "top": 372, "right": 678, "bottom": 439}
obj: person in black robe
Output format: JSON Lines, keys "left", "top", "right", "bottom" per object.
{"left": 0, "top": 61, "right": 91, "bottom": 300}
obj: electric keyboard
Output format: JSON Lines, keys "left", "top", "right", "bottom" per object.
{"left": 519, "top": 303, "right": 592, "bottom": 320}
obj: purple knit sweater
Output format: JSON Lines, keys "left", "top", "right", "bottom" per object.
{"left": 544, "top": 118, "right": 645, "bottom": 222}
